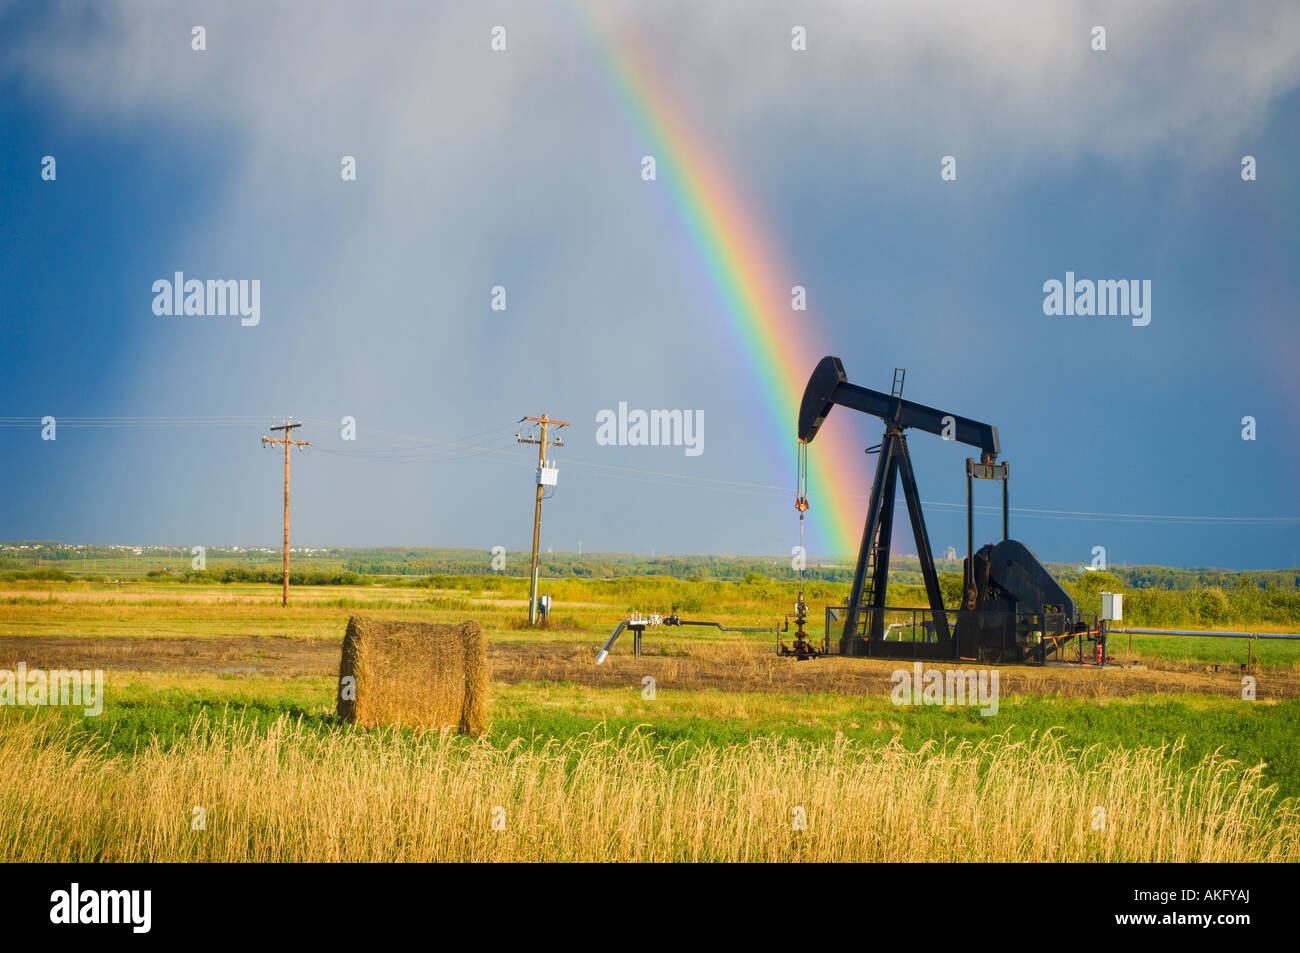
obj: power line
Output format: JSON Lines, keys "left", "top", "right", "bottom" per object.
{"left": 310, "top": 435, "right": 517, "bottom": 465}
{"left": 0, "top": 415, "right": 272, "bottom": 428}
{"left": 310, "top": 439, "right": 1300, "bottom": 526}
{"left": 5, "top": 414, "right": 1297, "bottom": 527}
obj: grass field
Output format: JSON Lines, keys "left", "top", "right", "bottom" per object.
{"left": 2, "top": 577, "right": 1298, "bottom": 861}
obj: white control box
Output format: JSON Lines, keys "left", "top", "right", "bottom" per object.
{"left": 537, "top": 464, "right": 558, "bottom": 487}
{"left": 1100, "top": 591, "right": 1123, "bottom": 622}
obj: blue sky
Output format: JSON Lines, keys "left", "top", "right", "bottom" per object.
{"left": 2, "top": 1, "right": 1299, "bottom": 569}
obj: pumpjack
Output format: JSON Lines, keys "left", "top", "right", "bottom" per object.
{"left": 798, "top": 357, "right": 1095, "bottom": 664}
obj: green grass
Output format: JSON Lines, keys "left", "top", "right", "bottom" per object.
{"left": 1120, "top": 633, "right": 1300, "bottom": 667}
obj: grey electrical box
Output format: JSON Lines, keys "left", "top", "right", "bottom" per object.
{"left": 1100, "top": 591, "right": 1123, "bottom": 622}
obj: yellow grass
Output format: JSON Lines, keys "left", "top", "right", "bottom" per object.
{"left": 1, "top": 713, "right": 1294, "bottom": 862}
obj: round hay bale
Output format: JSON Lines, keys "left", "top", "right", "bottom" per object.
{"left": 337, "top": 616, "right": 488, "bottom": 734}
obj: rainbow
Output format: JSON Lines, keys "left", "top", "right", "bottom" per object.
{"left": 576, "top": 7, "right": 871, "bottom": 557}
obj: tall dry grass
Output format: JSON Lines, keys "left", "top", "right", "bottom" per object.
{"left": 1, "top": 712, "right": 1295, "bottom": 862}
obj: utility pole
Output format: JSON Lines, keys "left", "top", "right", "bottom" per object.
{"left": 517, "top": 414, "right": 568, "bottom": 625}
{"left": 262, "top": 419, "right": 309, "bottom": 607}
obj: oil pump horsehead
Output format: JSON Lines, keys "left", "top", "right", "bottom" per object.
{"left": 798, "top": 357, "right": 1091, "bottom": 663}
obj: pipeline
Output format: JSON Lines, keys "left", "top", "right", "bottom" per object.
{"left": 595, "top": 613, "right": 774, "bottom": 664}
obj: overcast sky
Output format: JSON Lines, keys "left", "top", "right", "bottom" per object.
{"left": 2, "top": 1, "right": 1299, "bottom": 569}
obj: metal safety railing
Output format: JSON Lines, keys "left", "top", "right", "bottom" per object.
{"left": 1106, "top": 626, "right": 1300, "bottom": 666}
{"left": 824, "top": 605, "right": 1098, "bottom": 664}
{"left": 803, "top": 610, "right": 1300, "bottom": 667}
{"left": 826, "top": 605, "right": 961, "bottom": 658}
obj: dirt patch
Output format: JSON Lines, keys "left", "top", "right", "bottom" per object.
{"left": 0, "top": 635, "right": 335, "bottom": 678}
{"left": 1, "top": 635, "right": 1296, "bottom": 701}
{"left": 506, "top": 617, "right": 586, "bottom": 632}
{"left": 493, "top": 641, "right": 1300, "bottom": 701}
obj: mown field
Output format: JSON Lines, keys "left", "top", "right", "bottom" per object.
{"left": 1, "top": 576, "right": 1298, "bottom": 862}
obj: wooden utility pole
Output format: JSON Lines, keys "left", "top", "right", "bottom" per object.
{"left": 262, "top": 420, "right": 309, "bottom": 607}
{"left": 517, "top": 414, "right": 568, "bottom": 625}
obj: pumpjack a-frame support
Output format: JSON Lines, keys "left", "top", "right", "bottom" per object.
{"left": 797, "top": 356, "right": 1003, "bottom": 656}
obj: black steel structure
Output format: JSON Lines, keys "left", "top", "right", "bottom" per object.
{"left": 799, "top": 356, "right": 1090, "bottom": 662}
{"left": 800, "top": 356, "right": 1000, "bottom": 655}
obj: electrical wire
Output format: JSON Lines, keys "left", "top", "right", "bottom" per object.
{"left": 3, "top": 415, "right": 1297, "bottom": 527}
{"left": 0, "top": 415, "right": 273, "bottom": 428}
